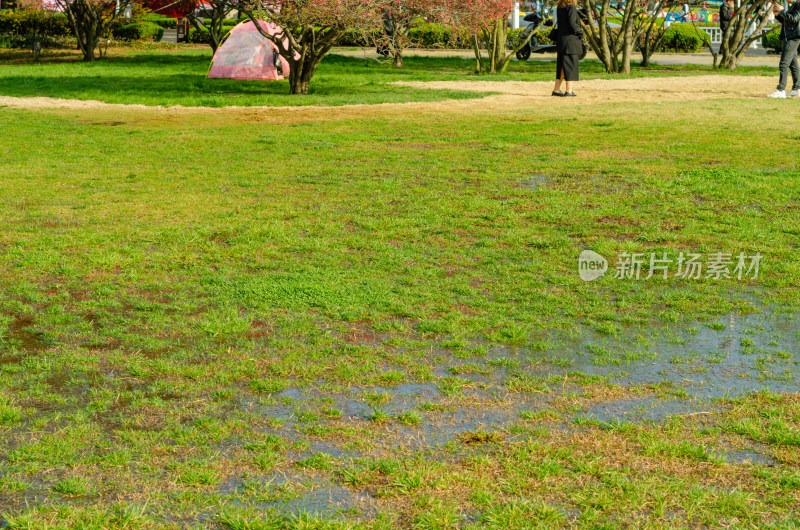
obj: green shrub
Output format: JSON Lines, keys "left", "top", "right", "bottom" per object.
{"left": 762, "top": 26, "right": 782, "bottom": 52}
{"left": 0, "top": 8, "right": 72, "bottom": 41}
{"left": 336, "top": 21, "right": 477, "bottom": 50}
{"left": 0, "top": 34, "right": 16, "bottom": 48}
{"left": 408, "top": 23, "right": 460, "bottom": 48}
{"left": 141, "top": 14, "right": 177, "bottom": 29}
{"left": 112, "top": 21, "right": 164, "bottom": 42}
{"left": 186, "top": 27, "right": 205, "bottom": 44}
{"left": 187, "top": 24, "right": 236, "bottom": 44}
{"left": 661, "top": 23, "right": 707, "bottom": 52}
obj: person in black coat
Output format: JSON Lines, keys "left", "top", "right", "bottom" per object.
{"left": 719, "top": 0, "right": 734, "bottom": 34}
{"left": 552, "top": 0, "right": 583, "bottom": 97}
{"left": 768, "top": 0, "right": 800, "bottom": 97}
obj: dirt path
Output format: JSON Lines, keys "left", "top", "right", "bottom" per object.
{"left": 392, "top": 75, "right": 776, "bottom": 105}
{"left": 0, "top": 75, "right": 780, "bottom": 123}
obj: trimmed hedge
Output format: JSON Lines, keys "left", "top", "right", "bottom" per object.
{"left": 141, "top": 14, "right": 177, "bottom": 29}
{"left": 113, "top": 21, "right": 164, "bottom": 42}
{"left": 661, "top": 23, "right": 708, "bottom": 52}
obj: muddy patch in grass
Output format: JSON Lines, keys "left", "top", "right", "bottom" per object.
{"left": 3, "top": 315, "right": 48, "bottom": 361}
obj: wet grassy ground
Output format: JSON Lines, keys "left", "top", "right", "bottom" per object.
{"left": 1, "top": 53, "right": 799, "bottom": 528}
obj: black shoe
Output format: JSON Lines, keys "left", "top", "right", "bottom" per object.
{"left": 563, "top": 92, "right": 577, "bottom": 97}
{"left": 551, "top": 90, "right": 563, "bottom": 97}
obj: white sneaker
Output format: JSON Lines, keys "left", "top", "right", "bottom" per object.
{"left": 788, "top": 89, "right": 800, "bottom": 97}
{"left": 766, "top": 89, "right": 786, "bottom": 98}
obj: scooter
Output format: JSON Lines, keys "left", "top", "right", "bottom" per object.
{"left": 515, "top": 11, "right": 557, "bottom": 61}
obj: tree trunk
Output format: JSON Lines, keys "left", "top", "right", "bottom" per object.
{"left": 719, "top": 26, "right": 732, "bottom": 69}
{"left": 289, "top": 53, "right": 325, "bottom": 95}
{"left": 491, "top": 18, "right": 507, "bottom": 74}
{"left": 472, "top": 35, "right": 483, "bottom": 74}
{"left": 721, "top": 52, "right": 738, "bottom": 70}
{"left": 718, "top": 3, "right": 771, "bottom": 71}
{"left": 599, "top": 3, "right": 614, "bottom": 72}
{"left": 598, "top": 30, "right": 614, "bottom": 72}
{"left": 79, "top": 23, "right": 98, "bottom": 62}
{"left": 641, "top": 25, "right": 653, "bottom": 67}
{"left": 290, "top": 78, "right": 310, "bottom": 95}
{"left": 620, "top": 22, "right": 634, "bottom": 74}
{"left": 391, "top": 26, "right": 409, "bottom": 69}
{"left": 289, "top": 63, "right": 310, "bottom": 95}
{"left": 66, "top": 0, "right": 104, "bottom": 62}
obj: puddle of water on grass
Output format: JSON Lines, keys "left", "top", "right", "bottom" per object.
{"left": 275, "top": 482, "right": 376, "bottom": 519}
{"left": 264, "top": 383, "right": 441, "bottom": 420}
{"left": 491, "top": 305, "right": 800, "bottom": 400}
{"left": 230, "top": 304, "right": 800, "bottom": 464}
{"left": 379, "top": 405, "right": 522, "bottom": 450}
{"left": 250, "top": 382, "right": 543, "bottom": 455}
{"left": 722, "top": 447, "right": 777, "bottom": 466}
{"left": 240, "top": 385, "right": 478, "bottom": 457}
{"left": 220, "top": 472, "right": 377, "bottom": 520}
{"left": 524, "top": 174, "right": 550, "bottom": 191}
{"left": 250, "top": 304, "right": 800, "bottom": 457}
{"left": 582, "top": 396, "right": 712, "bottom": 424}
{"left": 0, "top": 491, "right": 50, "bottom": 521}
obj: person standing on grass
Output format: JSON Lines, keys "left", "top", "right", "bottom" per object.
{"left": 552, "top": 0, "right": 583, "bottom": 97}
{"left": 767, "top": 0, "right": 800, "bottom": 98}
{"left": 720, "top": 0, "right": 734, "bottom": 35}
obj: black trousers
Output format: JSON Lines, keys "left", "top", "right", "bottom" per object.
{"left": 778, "top": 38, "right": 800, "bottom": 91}
{"left": 556, "top": 52, "right": 579, "bottom": 82}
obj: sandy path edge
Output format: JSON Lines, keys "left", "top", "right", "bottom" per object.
{"left": 0, "top": 75, "right": 779, "bottom": 118}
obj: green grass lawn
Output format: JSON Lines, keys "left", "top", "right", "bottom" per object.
{"left": 1, "top": 51, "right": 799, "bottom": 528}
{"left": 0, "top": 47, "right": 777, "bottom": 107}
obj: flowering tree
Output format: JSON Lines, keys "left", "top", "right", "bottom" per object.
{"left": 443, "top": 0, "right": 519, "bottom": 74}
{"left": 52, "top": 0, "right": 131, "bottom": 61}
{"left": 238, "top": 0, "right": 391, "bottom": 95}
{"left": 369, "top": 0, "right": 440, "bottom": 68}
